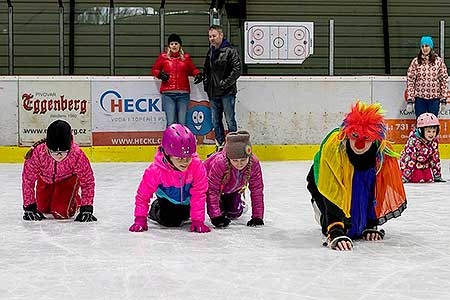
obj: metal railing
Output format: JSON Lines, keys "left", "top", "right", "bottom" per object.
{"left": 329, "top": 19, "right": 334, "bottom": 76}
{"left": 58, "top": 0, "right": 64, "bottom": 75}
{"left": 109, "top": 0, "right": 115, "bottom": 75}
{"left": 7, "top": 0, "right": 13, "bottom": 75}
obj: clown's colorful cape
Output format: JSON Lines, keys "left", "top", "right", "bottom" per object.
{"left": 313, "top": 128, "right": 407, "bottom": 225}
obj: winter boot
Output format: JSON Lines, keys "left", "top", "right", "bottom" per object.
{"left": 148, "top": 199, "right": 161, "bottom": 223}
{"left": 241, "top": 200, "right": 248, "bottom": 215}
{"left": 312, "top": 200, "right": 322, "bottom": 226}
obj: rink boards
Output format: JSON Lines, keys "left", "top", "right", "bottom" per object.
{"left": 1, "top": 76, "right": 450, "bottom": 162}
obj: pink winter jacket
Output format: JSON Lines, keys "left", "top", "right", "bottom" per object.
{"left": 22, "top": 143, "right": 95, "bottom": 207}
{"left": 406, "top": 56, "right": 448, "bottom": 100}
{"left": 133, "top": 147, "right": 208, "bottom": 222}
{"left": 400, "top": 129, "right": 441, "bottom": 181}
{"left": 203, "top": 151, "right": 264, "bottom": 219}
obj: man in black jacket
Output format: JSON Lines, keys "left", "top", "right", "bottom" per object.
{"left": 202, "top": 25, "right": 242, "bottom": 150}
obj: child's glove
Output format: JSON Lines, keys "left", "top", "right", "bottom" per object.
{"left": 74, "top": 205, "right": 97, "bottom": 222}
{"left": 247, "top": 217, "right": 264, "bottom": 227}
{"left": 406, "top": 100, "right": 414, "bottom": 113}
{"left": 211, "top": 216, "right": 231, "bottom": 228}
{"left": 190, "top": 221, "right": 211, "bottom": 233}
{"left": 193, "top": 73, "right": 203, "bottom": 84}
{"left": 328, "top": 226, "right": 353, "bottom": 251}
{"left": 362, "top": 228, "right": 385, "bottom": 240}
{"left": 158, "top": 71, "right": 169, "bottom": 82}
{"left": 434, "top": 176, "right": 446, "bottom": 182}
{"left": 129, "top": 216, "right": 148, "bottom": 232}
{"left": 23, "top": 203, "right": 46, "bottom": 221}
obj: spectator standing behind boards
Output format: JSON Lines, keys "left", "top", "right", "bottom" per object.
{"left": 152, "top": 34, "right": 203, "bottom": 126}
{"left": 400, "top": 112, "right": 444, "bottom": 183}
{"left": 202, "top": 25, "right": 241, "bottom": 151}
{"left": 406, "top": 36, "right": 449, "bottom": 118}
{"left": 21, "top": 120, "right": 97, "bottom": 222}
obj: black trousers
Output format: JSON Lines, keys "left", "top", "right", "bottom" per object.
{"left": 150, "top": 198, "right": 190, "bottom": 227}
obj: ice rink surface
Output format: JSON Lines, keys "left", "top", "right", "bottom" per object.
{"left": 1, "top": 160, "right": 450, "bottom": 300}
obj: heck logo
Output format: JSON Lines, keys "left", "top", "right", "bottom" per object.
{"left": 99, "top": 90, "right": 161, "bottom": 113}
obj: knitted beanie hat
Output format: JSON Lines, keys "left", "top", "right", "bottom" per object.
{"left": 225, "top": 131, "right": 252, "bottom": 159}
{"left": 168, "top": 33, "right": 182, "bottom": 46}
{"left": 420, "top": 36, "right": 434, "bottom": 49}
{"left": 46, "top": 120, "right": 72, "bottom": 151}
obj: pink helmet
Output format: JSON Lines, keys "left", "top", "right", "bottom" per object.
{"left": 416, "top": 113, "right": 440, "bottom": 128}
{"left": 162, "top": 124, "right": 196, "bottom": 158}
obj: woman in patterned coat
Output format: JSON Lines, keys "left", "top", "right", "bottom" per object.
{"left": 406, "top": 36, "right": 449, "bottom": 118}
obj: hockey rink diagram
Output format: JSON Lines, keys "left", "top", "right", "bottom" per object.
{"left": 244, "top": 22, "right": 314, "bottom": 64}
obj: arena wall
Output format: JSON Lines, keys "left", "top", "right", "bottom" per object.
{"left": 1, "top": 75, "right": 449, "bottom": 162}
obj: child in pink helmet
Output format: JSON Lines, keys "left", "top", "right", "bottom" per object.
{"left": 129, "top": 124, "right": 210, "bottom": 233}
{"left": 203, "top": 131, "right": 264, "bottom": 228}
{"left": 21, "top": 120, "right": 97, "bottom": 222}
{"left": 400, "top": 112, "right": 444, "bottom": 183}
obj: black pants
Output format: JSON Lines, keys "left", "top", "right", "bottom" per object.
{"left": 149, "top": 198, "right": 190, "bottom": 227}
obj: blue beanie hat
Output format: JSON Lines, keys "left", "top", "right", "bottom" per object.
{"left": 420, "top": 36, "right": 434, "bottom": 49}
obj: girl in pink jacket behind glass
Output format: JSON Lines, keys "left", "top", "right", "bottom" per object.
{"left": 129, "top": 124, "right": 210, "bottom": 233}
{"left": 21, "top": 120, "right": 96, "bottom": 222}
{"left": 203, "top": 131, "right": 264, "bottom": 228}
{"left": 400, "top": 113, "right": 444, "bottom": 183}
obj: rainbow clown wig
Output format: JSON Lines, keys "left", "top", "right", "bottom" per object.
{"left": 339, "top": 101, "right": 386, "bottom": 144}
{"left": 338, "top": 101, "right": 397, "bottom": 169}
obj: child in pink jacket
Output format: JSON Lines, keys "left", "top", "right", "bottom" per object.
{"left": 400, "top": 112, "right": 444, "bottom": 183}
{"left": 129, "top": 124, "right": 210, "bottom": 233}
{"left": 22, "top": 120, "right": 96, "bottom": 222}
{"left": 204, "top": 131, "right": 264, "bottom": 228}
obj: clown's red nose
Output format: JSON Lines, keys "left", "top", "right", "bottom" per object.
{"left": 355, "top": 139, "right": 366, "bottom": 150}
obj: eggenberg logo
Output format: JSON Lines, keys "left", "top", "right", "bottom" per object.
{"left": 99, "top": 90, "right": 161, "bottom": 113}
{"left": 22, "top": 93, "right": 88, "bottom": 114}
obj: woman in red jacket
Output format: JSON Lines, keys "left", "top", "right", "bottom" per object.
{"left": 152, "top": 34, "right": 203, "bottom": 126}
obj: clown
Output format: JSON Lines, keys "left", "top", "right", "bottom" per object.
{"left": 306, "top": 101, "right": 407, "bottom": 251}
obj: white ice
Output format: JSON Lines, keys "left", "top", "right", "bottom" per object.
{"left": 1, "top": 161, "right": 450, "bottom": 300}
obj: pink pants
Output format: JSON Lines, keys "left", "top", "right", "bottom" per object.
{"left": 410, "top": 168, "right": 433, "bottom": 183}
{"left": 36, "top": 175, "right": 80, "bottom": 219}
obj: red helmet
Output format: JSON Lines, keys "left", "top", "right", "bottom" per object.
{"left": 416, "top": 113, "right": 440, "bottom": 128}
